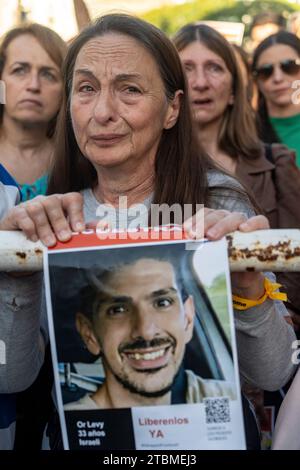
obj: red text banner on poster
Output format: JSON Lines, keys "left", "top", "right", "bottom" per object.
{"left": 49, "top": 226, "right": 188, "bottom": 251}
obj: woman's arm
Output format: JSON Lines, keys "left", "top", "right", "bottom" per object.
{"left": 235, "top": 298, "right": 296, "bottom": 391}
{"left": 186, "top": 174, "right": 297, "bottom": 389}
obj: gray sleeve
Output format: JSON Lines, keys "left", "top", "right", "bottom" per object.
{"left": 0, "top": 272, "right": 46, "bottom": 393}
{"left": 207, "top": 170, "right": 255, "bottom": 218}
{"left": 235, "top": 299, "right": 297, "bottom": 391}
{"left": 208, "top": 172, "right": 296, "bottom": 389}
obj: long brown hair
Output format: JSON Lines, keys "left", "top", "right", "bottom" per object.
{"left": 173, "top": 24, "right": 262, "bottom": 161}
{"left": 252, "top": 31, "right": 300, "bottom": 144}
{"left": 48, "top": 13, "right": 216, "bottom": 210}
{"left": 0, "top": 23, "right": 67, "bottom": 137}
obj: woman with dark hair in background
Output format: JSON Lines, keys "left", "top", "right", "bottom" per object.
{"left": 0, "top": 24, "right": 67, "bottom": 200}
{"left": 252, "top": 31, "right": 300, "bottom": 168}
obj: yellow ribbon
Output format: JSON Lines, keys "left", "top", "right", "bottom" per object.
{"left": 232, "top": 277, "right": 287, "bottom": 311}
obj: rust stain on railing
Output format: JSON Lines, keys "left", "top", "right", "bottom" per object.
{"left": 227, "top": 236, "right": 300, "bottom": 262}
{"left": 2, "top": 229, "right": 300, "bottom": 272}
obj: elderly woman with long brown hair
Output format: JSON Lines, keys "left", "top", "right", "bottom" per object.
{"left": 0, "top": 14, "right": 296, "bottom": 449}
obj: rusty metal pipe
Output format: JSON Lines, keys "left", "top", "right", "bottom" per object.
{"left": 228, "top": 229, "right": 300, "bottom": 272}
{"left": 1, "top": 229, "right": 300, "bottom": 272}
{"left": 0, "top": 231, "right": 44, "bottom": 271}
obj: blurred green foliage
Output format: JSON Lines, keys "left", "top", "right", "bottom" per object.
{"left": 204, "top": 273, "right": 232, "bottom": 343}
{"left": 142, "top": 0, "right": 300, "bottom": 37}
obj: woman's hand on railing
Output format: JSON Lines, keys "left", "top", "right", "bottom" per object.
{"left": 0, "top": 193, "right": 85, "bottom": 246}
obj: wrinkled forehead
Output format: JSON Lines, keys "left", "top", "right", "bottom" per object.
{"left": 5, "top": 33, "right": 58, "bottom": 68}
{"left": 180, "top": 40, "right": 229, "bottom": 68}
{"left": 73, "top": 32, "right": 161, "bottom": 80}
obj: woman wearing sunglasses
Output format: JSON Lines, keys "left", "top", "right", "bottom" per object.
{"left": 253, "top": 31, "right": 300, "bottom": 167}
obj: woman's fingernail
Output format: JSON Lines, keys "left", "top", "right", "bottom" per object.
{"left": 31, "top": 235, "right": 38, "bottom": 243}
{"left": 59, "top": 230, "right": 71, "bottom": 240}
{"left": 207, "top": 228, "right": 218, "bottom": 238}
{"left": 45, "top": 235, "right": 56, "bottom": 246}
{"left": 75, "top": 222, "right": 85, "bottom": 231}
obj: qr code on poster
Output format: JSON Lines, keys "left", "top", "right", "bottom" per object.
{"left": 204, "top": 397, "right": 230, "bottom": 424}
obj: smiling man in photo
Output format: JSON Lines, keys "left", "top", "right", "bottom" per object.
{"left": 64, "top": 247, "right": 235, "bottom": 410}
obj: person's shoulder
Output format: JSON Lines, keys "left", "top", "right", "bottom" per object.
{"left": 64, "top": 393, "right": 98, "bottom": 411}
{"left": 207, "top": 169, "right": 255, "bottom": 217}
{"left": 207, "top": 169, "right": 242, "bottom": 190}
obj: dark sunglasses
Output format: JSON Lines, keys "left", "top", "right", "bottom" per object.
{"left": 253, "top": 58, "right": 300, "bottom": 81}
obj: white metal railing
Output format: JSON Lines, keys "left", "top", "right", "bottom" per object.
{"left": 0, "top": 229, "right": 300, "bottom": 272}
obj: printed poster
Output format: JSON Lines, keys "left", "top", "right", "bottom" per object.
{"left": 44, "top": 228, "right": 246, "bottom": 450}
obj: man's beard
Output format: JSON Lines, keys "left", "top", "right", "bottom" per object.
{"left": 102, "top": 336, "right": 182, "bottom": 398}
{"left": 105, "top": 359, "right": 182, "bottom": 398}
